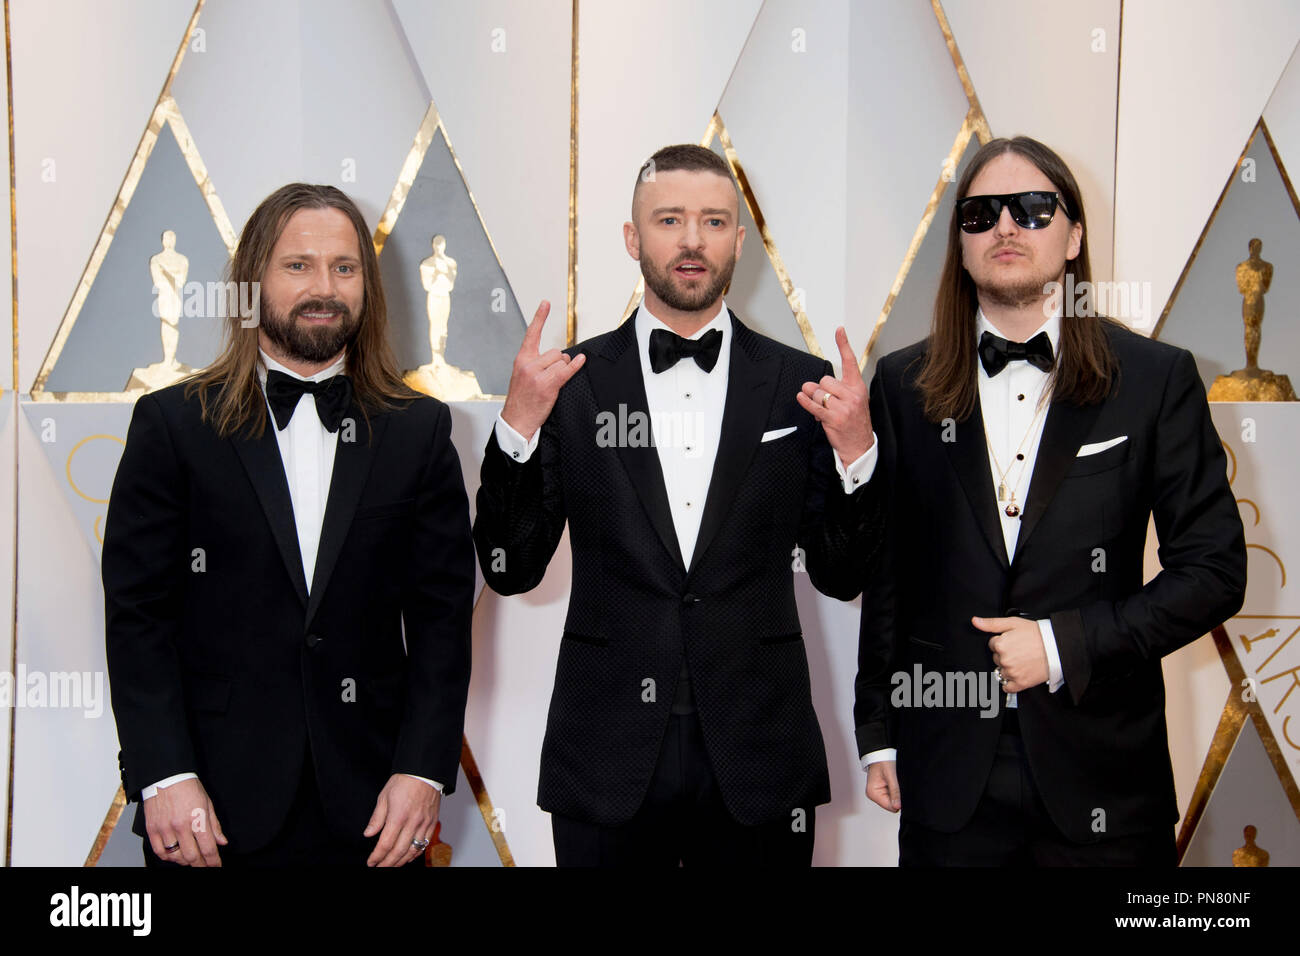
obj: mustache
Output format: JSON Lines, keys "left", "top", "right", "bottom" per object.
{"left": 290, "top": 298, "right": 351, "bottom": 317}
{"left": 669, "top": 253, "right": 712, "bottom": 269}
{"left": 988, "top": 243, "right": 1029, "bottom": 258}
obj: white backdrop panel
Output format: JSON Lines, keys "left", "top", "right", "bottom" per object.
{"left": 574, "top": 0, "right": 761, "bottom": 339}
{"left": 843, "top": 0, "right": 968, "bottom": 355}
{"left": 12, "top": 0, "right": 196, "bottom": 392}
{"left": 944, "top": 0, "right": 1119, "bottom": 283}
{"left": 1114, "top": 0, "right": 1300, "bottom": 332}
{"left": 171, "top": 0, "right": 430, "bottom": 230}
{"left": 718, "top": 0, "right": 850, "bottom": 353}
{"left": 393, "top": 0, "right": 572, "bottom": 356}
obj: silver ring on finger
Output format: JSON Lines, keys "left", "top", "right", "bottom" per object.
{"left": 164, "top": 841, "right": 181, "bottom": 852}
{"left": 411, "top": 837, "right": 430, "bottom": 850}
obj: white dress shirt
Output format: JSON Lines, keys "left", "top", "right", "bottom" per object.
{"left": 493, "top": 301, "right": 875, "bottom": 568}
{"left": 143, "top": 350, "right": 441, "bottom": 800}
{"left": 861, "top": 310, "right": 1066, "bottom": 770}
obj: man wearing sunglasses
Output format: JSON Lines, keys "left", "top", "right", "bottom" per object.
{"left": 853, "top": 136, "right": 1245, "bottom": 865}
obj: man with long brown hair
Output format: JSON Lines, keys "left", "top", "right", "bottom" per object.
{"left": 103, "top": 183, "right": 474, "bottom": 866}
{"left": 854, "top": 137, "right": 1245, "bottom": 865}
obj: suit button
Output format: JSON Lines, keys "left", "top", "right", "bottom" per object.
{"left": 1005, "top": 607, "right": 1023, "bottom": 618}
{"left": 305, "top": 633, "right": 322, "bottom": 648}
{"left": 682, "top": 593, "right": 700, "bottom": 605}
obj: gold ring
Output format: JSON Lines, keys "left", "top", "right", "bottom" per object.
{"left": 820, "top": 392, "right": 831, "bottom": 408}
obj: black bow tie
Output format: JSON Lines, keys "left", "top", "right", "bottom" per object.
{"left": 648, "top": 328, "right": 723, "bottom": 374}
{"left": 265, "top": 369, "right": 353, "bottom": 432}
{"left": 978, "top": 330, "right": 1055, "bottom": 377}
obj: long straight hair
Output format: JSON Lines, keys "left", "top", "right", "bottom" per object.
{"left": 915, "top": 137, "right": 1118, "bottom": 423}
{"left": 184, "top": 183, "right": 415, "bottom": 438}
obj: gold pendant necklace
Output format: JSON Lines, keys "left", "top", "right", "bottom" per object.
{"left": 986, "top": 400, "right": 1047, "bottom": 520}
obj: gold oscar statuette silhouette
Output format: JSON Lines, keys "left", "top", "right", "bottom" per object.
{"left": 403, "top": 235, "right": 484, "bottom": 401}
{"left": 1208, "top": 238, "right": 1296, "bottom": 401}
{"left": 126, "top": 229, "right": 197, "bottom": 391}
{"left": 1232, "top": 825, "right": 1269, "bottom": 866}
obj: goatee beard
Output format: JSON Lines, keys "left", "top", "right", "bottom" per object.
{"left": 641, "top": 252, "right": 735, "bottom": 314}
{"left": 260, "top": 296, "right": 361, "bottom": 364}
{"left": 977, "top": 277, "right": 1050, "bottom": 310}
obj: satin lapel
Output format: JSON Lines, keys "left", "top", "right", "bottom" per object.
{"left": 688, "top": 316, "right": 779, "bottom": 576}
{"left": 941, "top": 390, "right": 1011, "bottom": 569}
{"left": 586, "top": 313, "right": 685, "bottom": 570}
{"left": 305, "top": 406, "right": 389, "bottom": 626}
{"left": 1013, "top": 398, "right": 1105, "bottom": 561}
{"left": 232, "top": 421, "right": 309, "bottom": 608}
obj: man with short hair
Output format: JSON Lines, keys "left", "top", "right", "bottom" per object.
{"left": 104, "top": 183, "right": 475, "bottom": 867}
{"left": 474, "top": 144, "right": 880, "bottom": 866}
{"left": 854, "top": 136, "right": 1246, "bottom": 865}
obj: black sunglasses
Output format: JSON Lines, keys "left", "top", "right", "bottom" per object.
{"left": 957, "top": 190, "right": 1069, "bottom": 233}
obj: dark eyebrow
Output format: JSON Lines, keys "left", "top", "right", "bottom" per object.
{"left": 700, "top": 208, "right": 732, "bottom": 217}
{"left": 651, "top": 206, "right": 686, "bottom": 216}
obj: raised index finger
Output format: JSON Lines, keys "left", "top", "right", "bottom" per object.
{"left": 836, "top": 326, "right": 864, "bottom": 384}
{"left": 522, "top": 300, "right": 551, "bottom": 354}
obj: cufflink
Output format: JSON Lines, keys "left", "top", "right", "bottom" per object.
{"left": 512, "top": 451, "right": 520, "bottom": 459}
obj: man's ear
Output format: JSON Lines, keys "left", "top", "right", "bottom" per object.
{"left": 734, "top": 223, "right": 745, "bottom": 260}
{"left": 623, "top": 221, "right": 640, "bottom": 261}
{"left": 1067, "top": 220, "right": 1083, "bottom": 262}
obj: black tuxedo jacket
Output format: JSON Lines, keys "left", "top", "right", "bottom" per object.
{"left": 103, "top": 380, "right": 475, "bottom": 853}
{"left": 854, "top": 321, "right": 1246, "bottom": 843}
{"left": 473, "top": 310, "right": 880, "bottom": 827}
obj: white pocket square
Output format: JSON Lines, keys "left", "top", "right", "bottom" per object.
{"left": 1077, "top": 435, "right": 1127, "bottom": 457}
{"left": 761, "top": 426, "right": 798, "bottom": 443}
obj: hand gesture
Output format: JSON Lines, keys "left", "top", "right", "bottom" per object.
{"left": 500, "top": 300, "right": 586, "bottom": 441}
{"left": 796, "top": 326, "right": 873, "bottom": 463}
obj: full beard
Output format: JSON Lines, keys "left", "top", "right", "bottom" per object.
{"left": 641, "top": 252, "right": 736, "bottom": 313}
{"left": 259, "top": 296, "right": 361, "bottom": 364}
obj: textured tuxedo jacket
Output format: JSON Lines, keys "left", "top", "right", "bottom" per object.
{"left": 854, "top": 321, "right": 1246, "bottom": 843}
{"left": 473, "top": 310, "right": 881, "bottom": 827}
{"left": 103, "top": 380, "right": 475, "bottom": 853}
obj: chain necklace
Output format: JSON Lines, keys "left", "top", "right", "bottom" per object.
{"left": 985, "top": 400, "right": 1049, "bottom": 518}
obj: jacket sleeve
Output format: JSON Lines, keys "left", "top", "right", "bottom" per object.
{"left": 472, "top": 410, "right": 568, "bottom": 596}
{"left": 797, "top": 359, "right": 885, "bottom": 602}
{"left": 102, "top": 393, "right": 195, "bottom": 800}
{"left": 853, "top": 364, "right": 902, "bottom": 757}
{"left": 394, "top": 401, "right": 476, "bottom": 791}
{"left": 1049, "top": 349, "right": 1248, "bottom": 703}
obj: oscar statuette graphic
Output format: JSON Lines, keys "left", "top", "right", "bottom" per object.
{"left": 403, "top": 234, "right": 485, "bottom": 400}
{"left": 126, "top": 229, "right": 197, "bottom": 391}
{"left": 1209, "top": 238, "right": 1296, "bottom": 401}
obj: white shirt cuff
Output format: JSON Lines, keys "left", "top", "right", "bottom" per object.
{"left": 141, "top": 772, "right": 197, "bottom": 800}
{"left": 1039, "top": 617, "right": 1064, "bottom": 693}
{"left": 403, "top": 773, "right": 445, "bottom": 793}
{"left": 494, "top": 415, "right": 539, "bottom": 464}
{"left": 860, "top": 747, "right": 897, "bottom": 770}
{"left": 833, "top": 431, "right": 879, "bottom": 493}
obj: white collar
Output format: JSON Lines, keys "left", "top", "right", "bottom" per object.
{"left": 257, "top": 348, "right": 347, "bottom": 385}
